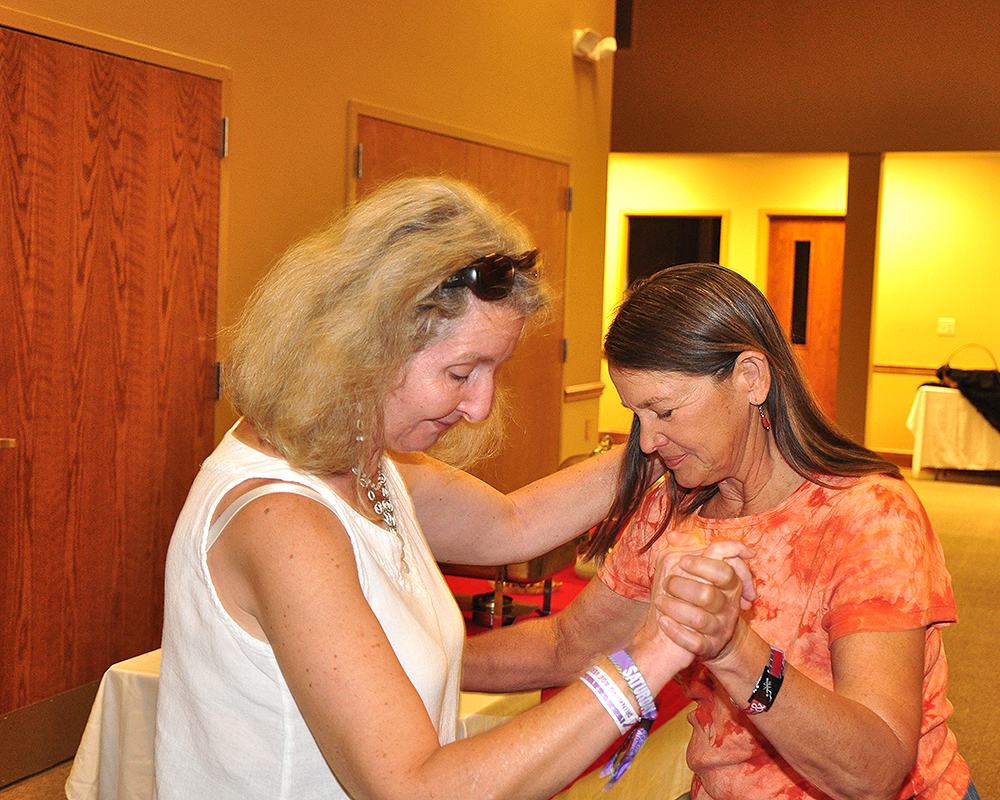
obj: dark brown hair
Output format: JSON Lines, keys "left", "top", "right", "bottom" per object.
{"left": 585, "top": 263, "right": 900, "bottom": 562}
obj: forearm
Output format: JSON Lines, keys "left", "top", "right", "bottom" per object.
{"left": 463, "top": 616, "right": 590, "bottom": 692}
{"left": 705, "top": 626, "right": 919, "bottom": 800}
{"left": 474, "top": 447, "right": 626, "bottom": 565}
{"left": 422, "top": 645, "right": 685, "bottom": 800}
{"left": 402, "top": 448, "right": 625, "bottom": 566}
{"left": 464, "top": 579, "right": 644, "bottom": 692}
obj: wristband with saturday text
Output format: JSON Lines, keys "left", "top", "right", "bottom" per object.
{"left": 607, "top": 650, "right": 657, "bottom": 720}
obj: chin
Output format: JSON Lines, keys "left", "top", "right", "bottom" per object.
{"left": 671, "top": 470, "right": 707, "bottom": 490}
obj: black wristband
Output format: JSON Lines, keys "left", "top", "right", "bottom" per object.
{"left": 744, "top": 646, "right": 785, "bottom": 715}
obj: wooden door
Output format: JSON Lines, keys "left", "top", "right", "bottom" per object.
{"left": 766, "top": 216, "right": 845, "bottom": 419}
{"left": 354, "top": 115, "right": 568, "bottom": 492}
{"left": 0, "top": 26, "right": 220, "bottom": 720}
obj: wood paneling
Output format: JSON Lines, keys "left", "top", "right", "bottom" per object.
{"left": 0, "top": 26, "right": 220, "bottom": 715}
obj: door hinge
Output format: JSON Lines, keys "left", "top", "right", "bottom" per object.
{"left": 355, "top": 143, "right": 363, "bottom": 178}
{"left": 562, "top": 338, "right": 568, "bottom": 363}
{"left": 566, "top": 186, "right": 573, "bottom": 212}
{"left": 213, "top": 362, "right": 222, "bottom": 400}
{"left": 220, "top": 117, "right": 229, "bottom": 158}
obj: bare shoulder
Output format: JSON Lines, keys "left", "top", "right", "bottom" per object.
{"left": 207, "top": 478, "right": 362, "bottom": 642}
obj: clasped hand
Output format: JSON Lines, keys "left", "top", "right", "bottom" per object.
{"left": 641, "top": 534, "right": 756, "bottom": 666}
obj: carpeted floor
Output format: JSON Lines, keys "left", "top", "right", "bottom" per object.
{"left": 909, "top": 470, "right": 1000, "bottom": 800}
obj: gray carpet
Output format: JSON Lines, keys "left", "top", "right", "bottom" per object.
{"left": 909, "top": 471, "right": 1000, "bottom": 799}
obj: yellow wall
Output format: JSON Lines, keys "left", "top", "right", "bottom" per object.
{"left": 603, "top": 152, "right": 1000, "bottom": 456}
{"left": 871, "top": 152, "right": 1000, "bottom": 453}
{"left": 601, "top": 153, "right": 849, "bottom": 433}
{"left": 1, "top": 0, "right": 616, "bottom": 461}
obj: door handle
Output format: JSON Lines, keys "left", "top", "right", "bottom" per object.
{"left": 0, "top": 439, "right": 16, "bottom": 448}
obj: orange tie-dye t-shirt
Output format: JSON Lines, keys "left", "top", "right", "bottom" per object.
{"left": 600, "top": 474, "right": 970, "bottom": 799}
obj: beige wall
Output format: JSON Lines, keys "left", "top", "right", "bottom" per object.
{"left": 602, "top": 152, "right": 1000, "bottom": 456}
{"left": 1, "top": 0, "right": 616, "bottom": 461}
{"left": 871, "top": 152, "right": 1000, "bottom": 454}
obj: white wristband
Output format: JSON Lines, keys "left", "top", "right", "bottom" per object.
{"left": 580, "top": 665, "right": 640, "bottom": 733}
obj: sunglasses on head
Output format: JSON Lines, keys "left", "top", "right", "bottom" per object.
{"left": 441, "top": 250, "right": 539, "bottom": 301}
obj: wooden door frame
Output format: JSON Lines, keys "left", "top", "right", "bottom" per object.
{"left": 0, "top": 13, "right": 230, "bottom": 785}
{"left": 346, "top": 101, "right": 572, "bottom": 205}
{"left": 0, "top": 5, "right": 232, "bottom": 332}
{"left": 762, "top": 211, "right": 847, "bottom": 421}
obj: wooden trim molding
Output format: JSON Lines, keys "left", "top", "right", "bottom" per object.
{"left": 563, "top": 381, "right": 605, "bottom": 402}
{"left": 0, "top": 681, "right": 98, "bottom": 787}
{"left": 0, "top": 9, "right": 230, "bottom": 81}
{"left": 872, "top": 363, "right": 939, "bottom": 377}
{"left": 873, "top": 450, "right": 913, "bottom": 469}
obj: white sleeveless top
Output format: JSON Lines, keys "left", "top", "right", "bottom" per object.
{"left": 154, "top": 426, "right": 465, "bottom": 800}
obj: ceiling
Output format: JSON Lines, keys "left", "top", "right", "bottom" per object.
{"left": 610, "top": 0, "right": 1000, "bottom": 153}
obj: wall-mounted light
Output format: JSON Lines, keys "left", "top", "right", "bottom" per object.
{"left": 573, "top": 28, "right": 617, "bottom": 62}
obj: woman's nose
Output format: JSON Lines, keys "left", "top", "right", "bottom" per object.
{"left": 638, "top": 422, "right": 667, "bottom": 454}
{"left": 457, "top": 376, "right": 495, "bottom": 423}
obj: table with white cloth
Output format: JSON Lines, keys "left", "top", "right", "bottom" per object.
{"left": 64, "top": 650, "right": 540, "bottom": 800}
{"left": 906, "top": 384, "right": 1000, "bottom": 478}
{"left": 66, "top": 649, "right": 695, "bottom": 800}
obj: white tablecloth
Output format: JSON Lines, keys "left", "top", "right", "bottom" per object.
{"left": 64, "top": 650, "right": 540, "bottom": 800}
{"left": 906, "top": 385, "right": 1000, "bottom": 477}
{"left": 65, "top": 650, "right": 694, "bottom": 800}
{"left": 65, "top": 650, "right": 161, "bottom": 800}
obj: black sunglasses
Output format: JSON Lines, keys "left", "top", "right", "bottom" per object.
{"left": 441, "top": 250, "right": 539, "bottom": 301}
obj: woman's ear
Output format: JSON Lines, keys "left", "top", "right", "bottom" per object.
{"left": 734, "top": 350, "right": 772, "bottom": 404}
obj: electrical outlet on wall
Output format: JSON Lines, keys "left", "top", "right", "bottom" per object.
{"left": 937, "top": 317, "right": 956, "bottom": 336}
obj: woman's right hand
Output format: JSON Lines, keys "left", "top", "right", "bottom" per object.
{"left": 649, "top": 540, "right": 756, "bottom": 663}
{"left": 629, "top": 539, "right": 755, "bottom": 679}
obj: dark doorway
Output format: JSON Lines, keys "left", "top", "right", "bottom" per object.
{"left": 626, "top": 215, "right": 722, "bottom": 285}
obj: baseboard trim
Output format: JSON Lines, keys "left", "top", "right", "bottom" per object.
{"left": 0, "top": 681, "right": 98, "bottom": 787}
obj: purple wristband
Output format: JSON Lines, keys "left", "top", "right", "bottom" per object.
{"left": 607, "top": 650, "right": 657, "bottom": 720}
{"left": 600, "top": 718, "right": 654, "bottom": 789}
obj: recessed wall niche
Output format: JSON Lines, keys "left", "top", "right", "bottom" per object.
{"left": 625, "top": 214, "right": 722, "bottom": 286}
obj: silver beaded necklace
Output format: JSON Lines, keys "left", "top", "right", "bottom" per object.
{"left": 356, "top": 467, "right": 409, "bottom": 574}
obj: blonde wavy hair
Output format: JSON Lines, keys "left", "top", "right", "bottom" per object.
{"left": 224, "top": 176, "right": 548, "bottom": 480}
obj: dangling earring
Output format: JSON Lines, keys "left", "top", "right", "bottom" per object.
{"left": 758, "top": 403, "right": 771, "bottom": 431}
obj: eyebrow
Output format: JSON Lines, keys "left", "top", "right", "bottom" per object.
{"left": 620, "top": 395, "right": 672, "bottom": 411}
{"left": 453, "top": 351, "right": 503, "bottom": 366}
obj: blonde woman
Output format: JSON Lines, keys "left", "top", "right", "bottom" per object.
{"left": 154, "top": 179, "right": 752, "bottom": 800}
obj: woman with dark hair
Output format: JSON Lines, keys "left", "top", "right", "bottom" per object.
{"left": 465, "top": 263, "right": 974, "bottom": 800}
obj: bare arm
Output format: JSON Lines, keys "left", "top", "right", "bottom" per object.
{"left": 394, "top": 447, "right": 627, "bottom": 565}
{"left": 211, "top": 492, "right": 696, "bottom": 800}
{"left": 463, "top": 539, "right": 757, "bottom": 692}
{"left": 659, "top": 557, "right": 924, "bottom": 800}
{"left": 462, "top": 577, "right": 647, "bottom": 692}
